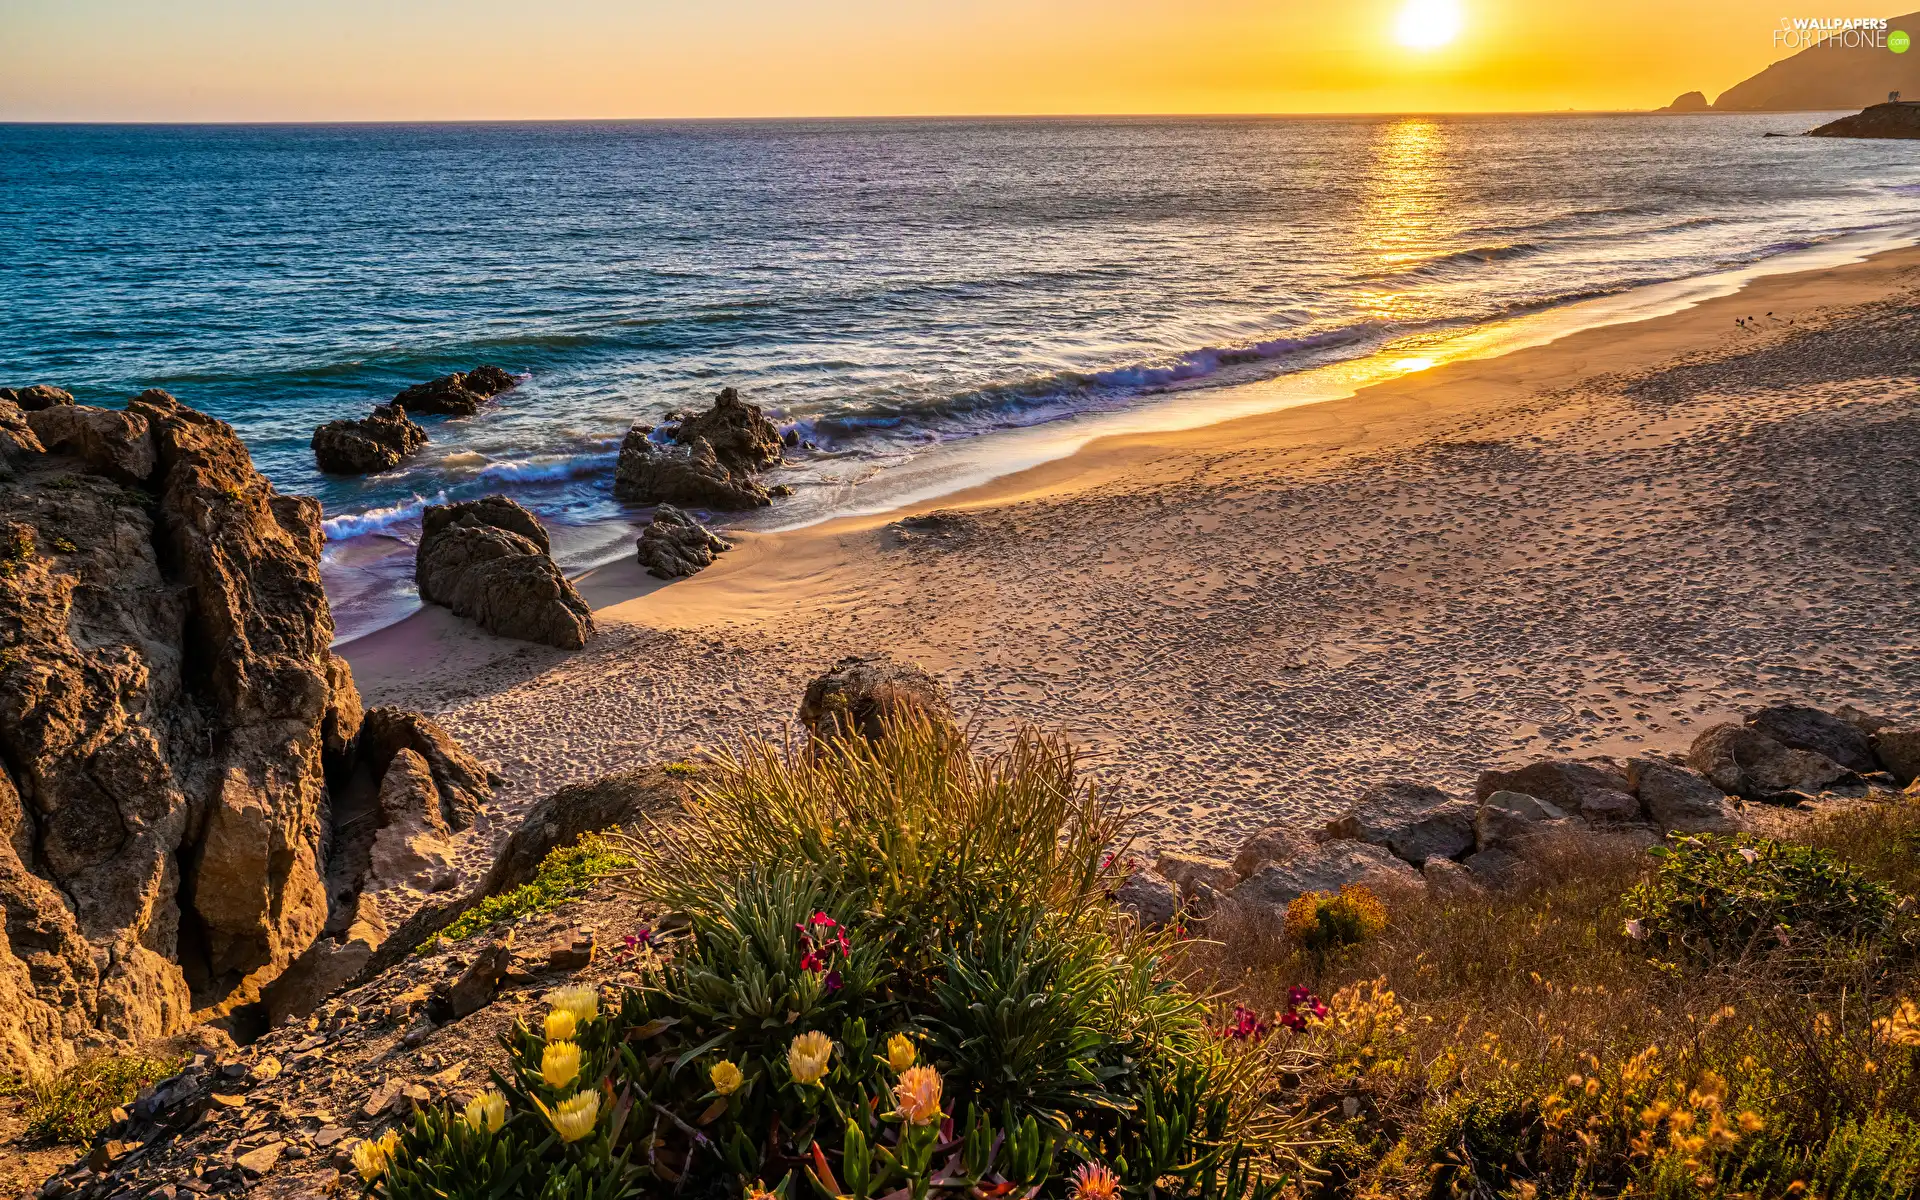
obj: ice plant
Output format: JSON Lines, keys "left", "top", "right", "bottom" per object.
{"left": 893, "top": 1065, "right": 943, "bottom": 1125}
{"left": 463, "top": 1089, "right": 507, "bottom": 1134}
{"left": 352, "top": 1129, "right": 400, "bottom": 1181}
{"left": 710, "top": 1059, "right": 745, "bottom": 1095}
{"left": 1070, "top": 1161, "right": 1121, "bottom": 1200}
{"left": 1874, "top": 998, "right": 1920, "bottom": 1047}
{"left": 886, "top": 1032, "right": 917, "bottom": 1073}
{"left": 548, "top": 984, "right": 599, "bottom": 1023}
{"left": 788, "top": 1030, "right": 833, "bottom": 1085}
{"left": 542, "top": 1040, "right": 582, "bottom": 1089}
{"left": 551, "top": 1089, "right": 600, "bottom": 1143}
{"left": 544, "top": 1007, "right": 578, "bottom": 1042}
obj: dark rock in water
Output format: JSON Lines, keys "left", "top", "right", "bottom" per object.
{"left": 311, "top": 404, "right": 428, "bottom": 475}
{"left": 415, "top": 495, "right": 592, "bottom": 649}
{"left": 1654, "top": 90, "right": 1712, "bottom": 113}
{"left": 0, "top": 384, "right": 75, "bottom": 411}
{"left": 1809, "top": 102, "right": 1920, "bottom": 139}
{"left": 392, "top": 365, "right": 519, "bottom": 417}
{"left": 636, "top": 504, "right": 730, "bottom": 579}
{"left": 672, "top": 387, "right": 783, "bottom": 475}
{"left": 614, "top": 429, "right": 770, "bottom": 510}
{"left": 1745, "top": 704, "right": 1879, "bottom": 774}
{"left": 1687, "top": 722, "right": 1852, "bottom": 800}
{"left": 0, "top": 389, "right": 359, "bottom": 1076}
{"left": 798, "top": 654, "right": 955, "bottom": 742}
{"left": 1475, "top": 759, "right": 1641, "bottom": 822}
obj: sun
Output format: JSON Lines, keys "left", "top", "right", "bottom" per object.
{"left": 1394, "top": 0, "right": 1465, "bottom": 50}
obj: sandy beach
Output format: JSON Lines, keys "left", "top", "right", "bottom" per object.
{"left": 345, "top": 246, "right": 1920, "bottom": 863}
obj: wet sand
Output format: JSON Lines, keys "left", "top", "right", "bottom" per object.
{"left": 345, "top": 245, "right": 1920, "bottom": 862}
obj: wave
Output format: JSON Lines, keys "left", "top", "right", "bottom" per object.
{"left": 321, "top": 491, "right": 449, "bottom": 540}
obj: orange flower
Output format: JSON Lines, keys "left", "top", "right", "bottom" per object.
{"left": 893, "top": 1065, "right": 943, "bottom": 1126}
{"left": 1070, "top": 1162, "right": 1121, "bottom": 1200}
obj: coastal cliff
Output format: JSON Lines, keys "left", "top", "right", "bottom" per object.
{"left": 1809, "top": 100, "right": 1920, "bottom": 137}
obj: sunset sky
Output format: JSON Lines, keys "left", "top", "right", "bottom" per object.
{"left": 0, "top": 0, "right": 1860, "bottom": 121}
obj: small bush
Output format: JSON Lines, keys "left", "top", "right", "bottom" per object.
{"left": 1283, "top": 886, "right": 1387, "bottom": 960}
{"left": 1622, "top": 834, "right": 1906, "bottom": 965}
{"left": 23, "top": 1053, "right": 183, "bottom": 1145}
{"left": 426, "top": 832, "right": 635, "bottom": 950}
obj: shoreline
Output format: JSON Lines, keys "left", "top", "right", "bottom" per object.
{"left": 345, "top": 240, "right": 1920, "bottom": 859}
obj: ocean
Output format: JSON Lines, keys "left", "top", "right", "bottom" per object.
{"left": 4, "top": 114, "right": 1917, "bottom": 640}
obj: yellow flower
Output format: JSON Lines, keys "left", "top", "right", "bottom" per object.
{"left": 542, "top": 1040, "right": 581, "bottom": 1089}
{"left": 352, "top": 1129, "right": 401, "bottom": 1180}
{"left": 744, "top": 1181, "right": 779, "bottom": 1200}
{"left": 548, "top": 985, "right": 599, "bottom": 1024}
{"left": 893, "top": 1065, "right": 943, "bottom": 1126}
{"left": 463, "top": 1089, "right": 507, "bottom": 1134}
{"left": 788, "top": 1030, "right": 833, "bottom": 1085}
{"left": 1070, "top": 1162, "right": 1121, "bottom": 1200}
{"left": 710, "top": 1059, "right": 744, "bottom": 1096}
{"left": 545, "top": 1008, "right": 578, "bottom": 1043}
{"left": 551, "top": 1089, "right": 600, "bottom": 1143}
{"left": 1872, "top": 999, "right": 1920, "bottom": 1047}
{"left": 1737, "top": 1111, "right": 1766, "bottom": 1133}
{"left": 886, "top": 1033, "right": 917, "bottom": 1073}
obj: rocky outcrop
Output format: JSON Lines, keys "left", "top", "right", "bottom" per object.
{"left": 666, "top": 388, "right": 783, "bottom": 475}
{"left": 365, "top": 750, "right": 457, "bottom": 894}
{"left": 390, "top": 365, "right": 519, "bottom": 417}
{"left": 479, "top": 765, "right": 688, "bottom": 896}
{"left": 1475, "top": 759, "right": 1640, "bottom": 822}
{"left": 1624, "top": 758, "right": 1747, "bottom": 834}
{"left": 1687, "top": 722, "right": 1852, "bottom": 800}
{"left": 1745, "top": 704, "right": 1879, "bottom": 774}
{"left": 0, "top": 399, "right": 46, "bottom": 480}
{"left": 1654, "top": 90, "right": 1711, "bottom": 113}
{"left": 1809, "top": 102, "right": 1920, "bottom": 139}
{"left": 637, "top": 504, "right": 731, "bottom": 578}
{"left": 798, "top": 654, "right": 956, "bottom": 742}
{"left": 414, "top": 496, "right": 593, "bottom": 649}
{"left": 357, "top": 707, "right": 494, "bottom": 832}
{"left": 1322, "top": 781, "right": 1474, "bottom": 866}
{"left": 613, "top": 430, "right": 771, "bottom": 510}
{"left": 0, "top": 390, "right": 354, "bottom": 1075}
{"left": 311, "top": 404, "right": 427, "bottom": 475}
{"left": 0, "top": 384, "right": 75, "bottom": 411}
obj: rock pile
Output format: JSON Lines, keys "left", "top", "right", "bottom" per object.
{"left": 614, "top": 388, "right": 784, "bottom": 510}
{"left": 636, "top": 504, "right": 731, "bottom": 578}
{"left": 414, "top": 495, "right": 594, "bottom": 649}
{"left": 389, "top": 365, "right": 519, "bottom": 417}
{"left": 310, "top": 404, "right": 428, "bottom": 475}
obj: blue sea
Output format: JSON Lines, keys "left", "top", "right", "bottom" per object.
{"left": 4, "top": 115, "right": 1918, "bottom": 639}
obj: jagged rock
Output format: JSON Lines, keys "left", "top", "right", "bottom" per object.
{"left": 1626, "top": 758, "right": 1746, "bottom": 833}
{"left": 1474, "top": 791, "right": 1567, "bottom": 851}
{"left": 1230, "top": 841, "right": 1422, "bottom": 914}
{"left": 637, "top": 504, "right": 731, "bottom": 578}
{"left": 1154, "top": 852, "right": 1237, "bottom": 897}
{"left": 668, "top": 388, "right": 783, "bottom": 475}
{"left": 1322, "top": 781, "right": 1474, "bottom": 866}
{"left": 1475, "top": 760, "right": 1640, "bottom": 822}
{"left": 415, "top": 495, "right": 593, "bottom": 649}
{"left": 357, "top": 708, "right": 493, "bottom": 831}
{"left": 798, "top": 654, "right": 955, "bottom": 742}
{"left": 0, "top": 390, "right": 348, "bottom": 1076}
{"left": 1231, "top": 822, "right": 1313, "bottom": 879}
{"left": 321, "top": 654, "right": 364, "bottom": 787}
{"left": 441, "top": 937, "right": 513, "bottom": 1019}
{"left": 26, "top": 403, "right": 157, "bottom": 484}
{"left": 480, "top": 765, "right": 689, "bottom": 895}
{"left": 1745, "top": 705, "right": 1879, "bottom": 774}
{"left": 0, "top": 399, "right": 46, "bottom": 479}
{"left": 391, "top": 366, "right": 518, "bottom": 417}
{"left": 260, "top": 895, "right": 388, "bottom": 1027}
{"left": 1874, "top": 728, "right": 1920, "bottom": 784}
{"left": 1687, "top": 722, "right": 1853, "bottom": 800}
{"left": 613, "top": 429, "right": 771, "bottom": 510}
{"left": 365, "top": 751, "right": 456, "bottom": 893}
{"left": 311, "top": 405, "right": 427, "bottom": 475}
{"left": 1115, "top": 870, "right": 1179, "bottom": 928}
{"left": 0, "top": 384, "right": 75, "bottom": 410}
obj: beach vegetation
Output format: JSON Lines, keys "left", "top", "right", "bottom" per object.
{"left": 421, "top": 832, "right": 635, "bottom": 952}
{"left": 21, "top": 1052, "right": 184, "bottom": 1145}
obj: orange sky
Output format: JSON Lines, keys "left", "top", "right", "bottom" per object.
{"left": 0, "top": 0, "right": 1858, "bottom": 120}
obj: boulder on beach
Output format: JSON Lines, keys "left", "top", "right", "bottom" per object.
{"left": 391, "top": 364, "right": 520, "bottom": 417}
{"left": 1321, "top": 780, "right": 1474, "bottom": 866}
{"left": 1687, "top": 722, "right": 1853, "bottom": 800}
{"left": 614, "top": 430, "right": 771, "bottom": 510}
{"left": 1745, "top": 704, "right": 1879, "bottom": 775}
{"left": 1230, "top": 841, "right": 1422, "bottom": 915}
{"left": 1475, "top": 759, "right": 1641, "bottom": 823}
{"left": 311, "top": 403, "right": 428, "bottom": 475}
{"left": 1625, "top": 757, "right": 1747, "bottom": 834}
{"left": 357, "top": 706, "right": 496, "bottom": 831}
{"left": 0, "top": 384, "right": 75, "bottom": 411}
{"left": 667, "top": 387, "right": 784, "bottom": 475}
{"left": 798, "top": 654, "right": 955, "bottom": 742}
{"left": 637, "top": 503, "right": 731, "bottom": 579}
{"left": 415, "top": 495, "right": 594, "bottom": 649}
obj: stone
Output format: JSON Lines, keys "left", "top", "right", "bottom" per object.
{"left": 415, "top": 495, "right": 593, "bottom": 649}
{"left": 321, "top": 653, "right": 364, "bottom": 788}
{"left": 443, "top": 937, "right": 513, "bottom": 1019}
{"left": 357, "top": 708, "right": 493, "bottom": 831}
{"left": 1422, "top": 857, "right": 1482, "bottom": 897}
{"left": 0, "top": 398, "right": 45, "bottom": 479}
{"left": 365, "top": 750, "right": 457, "bottom": 893}
{"left": 666, "top": 388, "right": 784, "bottom": 475}
{"left": 1835, "top": 704, "right": 1886, "bottom": 735}
{"left": 1153, "top": 852, "right": 1237, "bottom": 896}
{"left": 636, "top": 504, "right": 731, "bottom": 578}
{"left": 1229, "top": 840, "right": 1422, "bottom": 914}
{"left": 1322, "top": 781, "right": 1473, "bottom": 865}
{"left": 0, "top": 390, "right": 348, "bottom": 1078}
{"left": 1475, "top": 760, "right": 1640, "bottom": 822}
{"left": 798, "top": 654, "right": 956, "bottom": 742}
{"left": 26, "top": 402, "right": 156, "bottom": 484}
{"left": 1746, "top": 705, "right": 1879, "bottom": 774}
{"left": 1873, "top": 728, "right": 1920, "bottom": 784}
{"left": 546, "top": 931, "right": 597, "bottom": 972}
{"left": 1687, "top": 722, "right": 1853, "bottom": 800}
{"left": 236, "top": 1143, "right": 284, "bottom": 1176}
{"left": 479, "top": 765, "right": 689, "bottom": 895}
{"left": 310, "top": 405, "right": 427, "bottom": 475}
{"left": 1474, "top": 791, "right": 1567, "bottom": 852}
{"left": 1231, "top": 822, "right": 1312, "bottom": 879}
{"left": 613, "top": 429, "right": 770, "bottom": 510}
{"left": 1462, "top": 846, "right": 1524, "bottom": 884}
{"left": 1114, "top": 870, "right": 1179, "bottom": 928}
{"left": 0, "top": 384, "right": 75, "bottom": 411}
{"left": 391, "top": 366, "right": 518, "bottom": 417}
{"left": 1626, "top": 757, "right": 1746, "bottom": 834}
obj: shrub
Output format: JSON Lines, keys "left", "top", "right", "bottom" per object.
{"left": 424, "top": 832, "right": 635, "bottom": 951}
{"left": 23, "top": 1053, "right": 183, "bottom": 1144}
{"left": 1283, "top": 886, "right": 1387, "bottom": 960}
{"left": 1622, "top": 834, "right": 1906, "bottom": 966}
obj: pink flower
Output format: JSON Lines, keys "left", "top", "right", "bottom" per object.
{"left": 1287, "top": 985, "right": 1310, "bottom": 1005}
